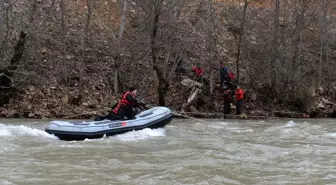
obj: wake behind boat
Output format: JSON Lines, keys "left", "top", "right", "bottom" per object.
{"left": 45, "top": 106, "right": 173, "bottom": 141}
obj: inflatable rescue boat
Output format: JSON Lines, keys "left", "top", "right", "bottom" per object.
{"left": 45, "top": 106, "right": 173, "bottom": 141}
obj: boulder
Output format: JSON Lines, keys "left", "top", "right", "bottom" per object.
{"left": 316, "top": 102, "right": 325, "bottom": 109}
{"left": 321, "top": 97, "right": 332, "bottom": 105}
{"left": 181, "top": 78, "right": 202, "bottom": 89}
{"left": 7, "top": 110, "right": 19, "bottom": 118}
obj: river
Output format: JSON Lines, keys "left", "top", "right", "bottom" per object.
{"left": 0, "top": 118, "right": 335, "bottom": 185}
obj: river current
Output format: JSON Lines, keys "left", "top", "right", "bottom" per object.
{"left": 0, "top": 118, "right": 335, "bottom": 185}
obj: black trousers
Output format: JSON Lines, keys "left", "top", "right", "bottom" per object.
{"left": 118, "top": 105, "right": 136, "bottom": 120}
{"left": 223, "top": 103, "right": 231, "bottom": 115}
{"left": 236, "top": 100, "right": 243, "bottom": 115}
{"left": 94, "top": 112, "right": 119, "bottom": 121}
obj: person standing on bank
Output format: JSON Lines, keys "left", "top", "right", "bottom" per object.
{"left": 235, "top": 85, "right": 244, "bottom": 115}
{"left": 223, "top": 89, "right": 232, "bottom": 116}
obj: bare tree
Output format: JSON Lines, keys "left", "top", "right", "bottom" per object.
{"left": 271, "top": 0, "right": 280, "bottom": 95}
{"left": 113, "top": 0, "right": 128, "bottom": 94}
{"left": 60, "top": 0, "right": 66, "bottom": 42}
{"left": 207, "top": 0, "right": 214, "bottom": 93}
{"left": 319, "top": 0, "right": 327, "bottom": 88}
{"left": 86, "top": 0, "right": 92, "bottom": 46}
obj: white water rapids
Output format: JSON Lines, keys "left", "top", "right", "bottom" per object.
{"left": 0, "top": 118, "right": 335, "bottom": 185}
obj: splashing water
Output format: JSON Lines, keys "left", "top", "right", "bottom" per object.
{"left": 284, "top": 120, "right": 296, "bottom": 127}
{"left": 115, "top": 128, "right": 166, "bottom": 141}
{"left": 0, "top": 123, "right": 58, "bottom": 139}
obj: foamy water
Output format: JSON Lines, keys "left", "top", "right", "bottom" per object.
{"left": 0, "top": 119, "right": 336, "bottom": 185}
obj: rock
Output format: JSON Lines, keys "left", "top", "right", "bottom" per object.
{"left": 82, "top": 102, "right": 89, "bottom": 106}
{"left": 321, "top": 97, "right": 332, "bottom": 105}
{"left": 0, "top": 110, "right": 7, "bottom": 117}
{"left": 7, "top": 110, "right": 19, "bottom": 118}
{"left": 62, "top": 95, "right": 69, "bottom": 105}
{"left": 181, "top": 78, "right": 202, "bottom": 88}
{"left": 73, "top": 108, "right": 81, "bottom": 114}
{"left": 316, "top": 102, "right": 325, "bottom": 109}
{"left": 187, "top": 88, "right": 201, "bottom": 103}
{"left": 29, "top": 86, "right": 35, "bottom": 92}
{"left": 318, "top": 87, "right": 324, "bottom": 93}
{"left": 28, "top": 113, "right": 35, "bottom": 118}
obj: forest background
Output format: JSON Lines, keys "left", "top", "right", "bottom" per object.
{"left": 0, "top": 0, "right": 336, "bottom": 119}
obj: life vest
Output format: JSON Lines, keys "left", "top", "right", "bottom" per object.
{"left": 192, "top": 66, "right": 204, "bottom": 77}
{"left": 235, "top": 88, "right": 244, "bottom": 101}
{"left": 112, "top": 91, "right": 135, "bottom": 114}
{"left": 229, "top": 72, "right": 236, "bottom": 80}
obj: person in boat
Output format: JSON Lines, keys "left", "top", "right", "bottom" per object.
{"left": 235, "top": 85, "right": 244, "bottom": 115}
{"left": 94, "top": 87, "right": 146, "bottom": 121}
{"left": 111, "top": 87, "right": 146, "bottom": 120}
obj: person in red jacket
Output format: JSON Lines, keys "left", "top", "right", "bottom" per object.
{"left": 94, "top": 87, "right": 145, "bottom": 121}
{"left": 112, "top": 87, "right": 146, "bottom": 120}
{"left": 235, "top": 85, "right": 244, "bottom": 115}
{"left": 192, "top": 63, "right": 204, "bottom": 82}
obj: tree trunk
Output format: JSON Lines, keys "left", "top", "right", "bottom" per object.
{"left": 151, "top": 0, "right": 169, "bottom": 106}
{"left": 0, "top": 1, "right": 4, "bottom": 59}
{"left": 60, "top": 0, "right": 66, "bottom": 42}
{"left": 290, "top": 2, "right": 305, "bottom": 94}
{"left": 0, "top": 0, "right": 13, "bottom": 60}
{"left": 318, "top": 0, "right": 327, "bottom": 88}
{"left": 86, "top": 0, "right": 92, "bottom": 46}
{"left": 207, "top": 0, "right": 214, "bottom": 94}
{"left": 113, "top": 0, "right": 128, "bottom": 94}
{"left": 271, "top": 0, "right": 280, "bottom": 95}
{"left": 0, "top": 31, "right": 27, "bottom": 88}
{"left": 236, "top": 1, "right": 249, "bottom": 85}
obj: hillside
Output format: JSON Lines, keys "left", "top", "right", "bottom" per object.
{"left": 0, "top": 0, "right": 336, "bottom": 119}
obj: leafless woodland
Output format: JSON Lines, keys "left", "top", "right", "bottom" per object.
{"left": 0, "top": 0, "right": 336, "bottom": 118}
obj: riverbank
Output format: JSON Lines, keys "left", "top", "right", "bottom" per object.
{"left": 0, "top": 83, "right": 335, "bottom": 120}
